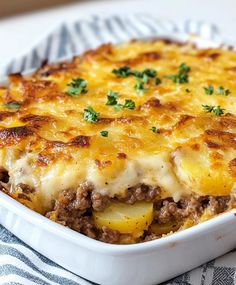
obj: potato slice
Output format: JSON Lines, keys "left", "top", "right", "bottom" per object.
{"left": 151, "top": 221, "right": 183, "bottom": 236}
{"left": 174, "top": 144, "right": 236, "bottom": 196}
{"left": 93, "top": 202, "right": 153, "bottom": 237}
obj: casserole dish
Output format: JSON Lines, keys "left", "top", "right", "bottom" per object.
{"left": 0, "top": 191, "right": 235, "bottom": 284}
{"left": 0, "top": 33, "right": 236, "bottom": 284}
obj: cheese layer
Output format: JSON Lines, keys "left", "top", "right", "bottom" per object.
{"left": 1, "top": 40, "right": 236, "bottom": 213}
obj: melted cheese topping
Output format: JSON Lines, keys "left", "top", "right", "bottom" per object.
{"left": 1, "top": 40, "right": 236, "bottom": 213}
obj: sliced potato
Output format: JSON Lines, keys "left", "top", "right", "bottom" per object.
{"left": 93, "top": 202, "right": 153, "bottom": 237}
{"left": 151, "top": 221, "right": 183, "bottom": 236}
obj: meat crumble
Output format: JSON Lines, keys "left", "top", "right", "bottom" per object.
{"left": 44, "top": 183, "right": 235, "bottom": 244}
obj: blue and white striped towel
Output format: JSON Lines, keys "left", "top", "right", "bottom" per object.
{"left": 0, "top": 14, "right": 235, "bottom": 285}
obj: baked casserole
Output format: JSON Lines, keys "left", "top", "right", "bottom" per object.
{"left": 0, "top": 39, "right": 236, "bottom": 244}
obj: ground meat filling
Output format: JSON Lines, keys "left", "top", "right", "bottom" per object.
{"left": 1, "top": 169, "right": 233, "bottom": 244}
{"left": 46, "top": 183, "right": 160, "bottom": 243}
{"left": 44, "top": 181, "right": 234, "bottom": 244}
{"left": 91, "top": 192, "right": 110, "bottom": 212}
{"left": 116, "top": 184, "right": 160, "bottom": 204}
{"left": 154, "top": 196, "right": 231, "bottom": 225}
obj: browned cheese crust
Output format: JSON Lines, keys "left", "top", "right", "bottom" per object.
{"left": 0, "top": 39, "right": 236, "bottom": 243}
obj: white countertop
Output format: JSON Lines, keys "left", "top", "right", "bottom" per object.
{"left": 0, "top": 0, "right": 235, "bottom": 71}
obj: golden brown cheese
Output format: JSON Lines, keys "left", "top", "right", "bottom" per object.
{"left": 1, "top": 40, "right": 236, "bottom": 213}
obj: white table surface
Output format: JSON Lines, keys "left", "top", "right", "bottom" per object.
{"left": 0, "top": 0, "right": 235, "bottom": 71}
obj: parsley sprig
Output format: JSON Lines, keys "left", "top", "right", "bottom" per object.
{"left": 100, "top": 131, "right": 108, "bottom": 137}
{"left": 165, "top": 63, "right": 191, "bottom": 84}
{"left": 203, "top": 85, "right": 214, "bottom": 95}
{"left": 112, "top": 66, "right": 132, "bottom": 78}
{"left": 67, "top": 78, "right": 87, "bottom": 96}
{"left": 150, "top": 126, "right": 160, "bottom": 133}
{"left": 106, "top": 90, "right": 135, "bottom": 111}
{"left": 2, "top": 103, "right": 21, "bottom": 109}
{"left": 106, "top": 90, "right": 119, "bottom": 105}
{"left": 112, "top": 66, "right": 161, "bottom": 94}
{"left": 203, "top": 85, "right": 230, "bottom": 96}
{"left": 202, "top": 104, "right": 225, "bottom": 116}
{"left": 216, "top": 86, "right": 230, "bottom": 96}
{"left": 134, "top": 78, "right": 146, "bottom": 94}
{"left": 123, "top": 99, "right": 135, "bottom": 110}
{"left": 83, "top": 107, "right": 100, "bottom": 123}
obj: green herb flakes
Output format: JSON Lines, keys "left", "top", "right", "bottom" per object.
{"left": 67, "top": 78, "right": 87, "bottom": 96}
{"left": 84, "top": 107, "right": 100, "bottom": 123}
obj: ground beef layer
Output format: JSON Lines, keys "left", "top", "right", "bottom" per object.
{"left": 45, "top": 184, "right": 235, "bottom": 244}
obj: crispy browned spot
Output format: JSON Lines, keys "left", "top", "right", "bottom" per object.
{"left": 98, "top": 117, "right": 115, "bottom": 124}
{"left": 117, "top": 153, "right": 127, "bottom": 159}
{"left": 19, "top": 80, "right": 59, "bottom": 104}
{"left": 217, "top": 116, "right": 236, "bottom": 128}
{"left": 20, "top": 114, "right": 54, "bottom": 129}
{"left": 210, "top": 151, "right": 223, "bottom": 160}
{"left": 228, "top": 158, "right": 236, "bottom": 177}
{"left": 173, "top": 115, "right": 193, "bottom": 131}
{"left": 190, "top": 143, "right": 200, "bottom": 151}
{"left": 145, "top": 37, "right": 185, "bottom": 46}
{"left": 8, "top": 73, "right": 22, "bottom": 82}
{"left": 83, "top": 43, "right": 113, "bottom": 61}
{"left": 37, "top": 61, "right": 76, "bottom": 77}
{"left": 204, "top": 130, "right": 236, "bottom": 149}
{"left": 17, "top": 193, "right": 32, "bottom": 201}
{"left": 16, "top": 183, "right": 35, "bottom": 194}
{"left": 0, "top": 111, "right": 17, "bottom": 121}
{"left": 139, "top": 98, "right": 161, "bottom": 110}
{"left": 98, "top": 116, "right": 148, "bottom": 125}
{"left": 0, "top": 126, "right": 33, "bottom": 146}
{"left": 20, "top": 114, "right": 52, "bottom": 123}
{"left": 205, "top": 140, "right": 221, "bottom": 149}
{"left": 37, "top": 154, "right": 51, "bottom": 166}
{"left": 69, "top": 135, "right": 90, "bottom": 147}
{"left": 94, "top": 159, "right": 112, "bottom": 168}
{"left": 197, "top": 50, "right": 221, "bottom": 60}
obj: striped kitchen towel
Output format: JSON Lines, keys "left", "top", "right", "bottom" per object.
{"left": 0, "top": 14, "right": 235, "bottom": 285}
{"left": 1, "top": 14, "right": 222, "bottom": 77}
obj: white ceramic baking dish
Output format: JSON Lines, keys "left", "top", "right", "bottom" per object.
{"left": 0, "top": 33, "right": 236, "bottom": 285}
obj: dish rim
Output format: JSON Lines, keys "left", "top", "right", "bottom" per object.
{"left": 1, "top": 33, "right": 236, "bottom": 254}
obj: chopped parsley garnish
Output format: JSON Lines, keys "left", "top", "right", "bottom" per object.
{"left": 100, "top": 131, "right": 108, "bottom": 137}
{"left": 134, "top": 78, "right": 146, "bottom": 94}
{"left": 2, "top": 103, "right": 20, "bottom": 109}
{"left": 112, "top": 66, "right": 160, "bottom": 93}
{"left": 106, "top": 90, "right": 135, "bottom": 112}
{"left": 106, "top": 90, "right": 119, "bottom": 105}
{"left": 105, "top": 90, "right": 135, "bottom": 111}
{"left": 202, "top": 104, "right": 225, "bottom": 116}
{"left": 83, "top": 107, "right": 100, "bottom": 123}
{"left": 150, "top": 126, "right": 160, "bottom": 133}
{"left": 112, "top": 66, "right": 132, "bottom": 78}
{"left": 165, "top": 62, "right": 191, "bottom": 84}
{"left": 123, "top": 99, "right": 136, "bottom": 110}
{"left": 67, "top": 78, "right": 87, "bottom": 96}
{"left": 203, "top": 85, "right": 214, "bottom": 95}
{"left": 203, "top": 85, "right": 230, "bottom": 96}
{"left": 216, "top": 86, "right": 230, "bottom": 96}
{"left": 134, "top": 69, "right": 158, "bottom": 92}
{"left": 179, "top": 63, "right": 191, "bottom": 74}
{"left": 185, "top": 88, "right": 191, "bottom": 93}
{"left": 155, "top": 77, "right": 162, "bottom": 85}
{"left": 137, "top": 68, "right": 157, "bottom": 82}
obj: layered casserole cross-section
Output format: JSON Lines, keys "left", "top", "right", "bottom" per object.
{"left": 0, "top": 39, "right": 236, "bottom": 243}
